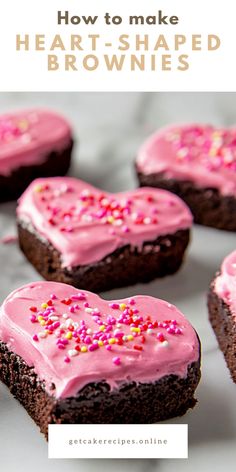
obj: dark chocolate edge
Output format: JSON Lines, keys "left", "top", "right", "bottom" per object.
{"left": 0, "top": 139, "right": 73, "bottom": 202}
{"left": 208, "top": 279, "right": 236, "bottom": 382}
{"left": 17, "top": 219, "right": 190, "bottom": 293}
{"left": 136, "top": 165, "right": 236, "bottom": 231}
{"left": 0, "top": 340, "right": 201, "bottom": 439}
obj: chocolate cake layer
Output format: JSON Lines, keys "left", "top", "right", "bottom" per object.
{"left": 17, "top": 220, "right": 190, "bottom": 292}
{"left": 137, "top": 170, "right": 236, "bottom": 231}
{"left": 208, "top": 284, "right": 236, "bottom": 382}
{"left": 0, "top": 341, "right": 201, "bottom": 439}
{"left": 0, "top": 141, "right": 73, "bottom": 202}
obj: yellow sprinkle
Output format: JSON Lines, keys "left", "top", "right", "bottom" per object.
{"left": 81, "top": 346, "right": 88, "bottom": 353}
{"left": 130, "top": 327, "right": 141, "bottom": 333}
{"left": 65, "top": 332, "right": 72, "bottom": 340}
{"left": 99, "top": 325, "right": 105, "bottom": 331}
{"left": 38, "top": 315, "right": 44, "bottom": 321}
{"left": 108, "top": 338, "right": 116, "bottom": 344}
{"left": 127, "top": 335, "right": 134, "bottom": 341}
{"left": 209, "top": 149, "right": 217, "bottom": 157}
{"left": 119, "top": 303, "right": 126, "bottom": 311}
{"left": 107, "top": 216, "right": 114, "bottom": 224}
{"left": 18, "top": 119, "right": 29, "bottom": 131}
{"left": 40, "top": 321, "right": 46, "bottom": 327}
{"left": 98, "top": 340, "right": 104, "bottom": 346}
{"left": 41, "top": 303, "right": 48, "bottom": 309}
{"left": 34, "top": 184, "right": 43, "bottom": 193}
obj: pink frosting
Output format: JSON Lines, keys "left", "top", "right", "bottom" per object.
{"left": 0, "top": 281, "right": 200, "bottom": 399}
{"left": 17, "top": 177, "right": 192, "bottom": 267}
{"left": 136, "top": 124, "right": 236, "bottom": 196}
{"left": 0, "top": 109, "right": 72, "bottom": 176}
{"left": 214, "top": 250, "right": 236, "bottom": 316}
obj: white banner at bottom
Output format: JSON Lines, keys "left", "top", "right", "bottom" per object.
{"left": 48, "top": 424, "right": 188, "bottom": 459}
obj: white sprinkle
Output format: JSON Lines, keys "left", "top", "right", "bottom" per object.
{"left": 147, "top": 328, "right": 153, "bottom": 335}
{"left": 85, "top": 308, "right": 93, "bottom": 314}
{"left": 81, "top": 189, "right": 91, "bottom": 197}
{"left": 161, "top": 341, "right": 169, "bottom": 348}
{"left": 144, "top": 217, "right": 151, "bottom": 224}
{"left": 113, "top": 219, "right": 123, "bottom": 226}
{"left": 86, "top": 328, "right": 92, "bottom": 334}
{"left": 63, "top": 314, "right": 69, "bottom": 319}
{"left": 82, "top": 214, "right": 93, "bottom": 222}
{"left": 60, "top": 184, "right": 69, "bottom": 193}
{"left": 68, "top": 349, "right": 79, "bottom": 357}
{"left": 38, "top": 332, "right": 47, "bottom": 338}
{"left": 65, "top": 318, "right": 74, "bottom": 327}
{"left": 49, "top": 316, "right": 59, "bottom": 321}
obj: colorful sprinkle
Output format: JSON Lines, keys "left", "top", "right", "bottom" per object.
{"left": 28, "top": 289, "right": 184, "bottom": 368}
{"left": 112, "top": 356, "right": 121, "bottom": 366}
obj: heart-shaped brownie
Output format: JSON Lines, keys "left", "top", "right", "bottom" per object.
{"left": 0, "top": 109, "right": 72, "bottom": 177}
{"left": 17, "top": 176, "right": 192, "bottom": 268}
{"left": 208, "top": 250, "right": 236, "bottom": 382}
{"left": 136, "top": 124, "right": 236, "bottom": 196}
{"left": 136, "top": 124, "right": 236, "bottom": 231}
{"left": 0, "top": 281, "right": 200, "bottom": 399}
{"left": 0, "top": 109, "right": 73, "bottom": 202}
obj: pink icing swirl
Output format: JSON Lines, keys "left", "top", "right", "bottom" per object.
{"left": 214, "top": 250, "right": 236, "bottom": 316}
{"left": 17, "top": 177, "right": 192, "bottom": 267}
{"left": 136, "top": 124, "right": 236, "bottom": 196}
{"left": 0, "top": 109, "right": 72, "bottom": 176}
{"left": 0, "top": 281, "right": 200, "bottom": 398}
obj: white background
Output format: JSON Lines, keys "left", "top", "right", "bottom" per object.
{"left": 0, "top": 0, "right": 235, "bottom": 91}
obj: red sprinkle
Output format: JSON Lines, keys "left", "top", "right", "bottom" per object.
{"left": 133, "top": 344, "right": 143, "bottom": 351}
{"left": 30, "top": 306, "right": 37, "bottom": 313}
{"left": 157, "top": 332, "right": 165, "bottom": 342}
{"left": 61, "top": 298, "right": 72, "bottom": 305}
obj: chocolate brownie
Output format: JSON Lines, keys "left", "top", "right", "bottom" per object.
{"left": 0, "top": 281, "right": 201, "bottom": 438}
{"left": 136, "top": 124, "right": 236, "bottom": 231}
{"left": 0, "top": 109, "right": 73, "bottom": 202}
{"left": 208, "top": 250, "right": 236, "bottom": 382}
{"left": 17, "top": 177, "right": 192, "bottom": 293}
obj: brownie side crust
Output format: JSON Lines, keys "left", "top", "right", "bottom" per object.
{"left": 0, "top": 140, "right": 73, "bottom": 202}
{"left": 17, "top": 219, "right": 190, "bottom": 293}
{"left": 136, "top": 169, "right": 236, "bottom": 231}
{"left": 208, "top": 282, "right": 236, "bottom": 382}
{"left": 0, "top": 341, "right": 201, "bottom": 439}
